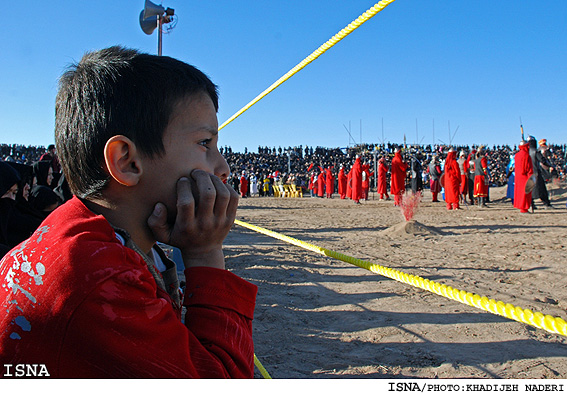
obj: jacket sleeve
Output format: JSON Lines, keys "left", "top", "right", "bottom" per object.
{"left": 59, "top": 263, "right": 257, "bottom": 378}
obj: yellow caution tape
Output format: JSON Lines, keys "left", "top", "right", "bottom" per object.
{"left": 254, "top": 354, "right": 272, "bottom": 379}
{"left": 235, "top": 219, "right": 567, "bottom": 338}
{"left": 219, "top": 0, "right": 397, "bottom": 131}
{"left": 229, "top": 2, "right": 397, "bottom": 378}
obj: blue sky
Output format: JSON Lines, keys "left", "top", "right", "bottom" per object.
{"left": 1, "top": 1, "right": 565, "bottom": 152}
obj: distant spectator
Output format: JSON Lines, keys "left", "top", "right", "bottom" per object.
{"left": 39, "top": 144, "right": 62, "bottom": 173}
{"left": 33, "top": 160, "right": 54, "bottom": 187}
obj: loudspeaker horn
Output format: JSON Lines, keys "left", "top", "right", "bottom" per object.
{"left": 143, "top": 0, "right": 166, "bottom": 19}
{"left": 139, "top": 11, "right": 158, "bottom": 35}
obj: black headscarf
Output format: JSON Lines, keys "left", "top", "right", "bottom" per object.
{"left": 6, "top": 162, "right": 33, "bottom": 202}
{"left": 0, "top": 161, "right": 21, "bottom": 197}
{"left": 33, "top": 160, "right": 53, "bottom": 187}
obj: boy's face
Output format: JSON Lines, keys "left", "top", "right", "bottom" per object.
{"left": 142, "top": 92, "right": 230, "bottom": 219}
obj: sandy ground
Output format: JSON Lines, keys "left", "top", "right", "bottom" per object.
{"left": 222, "top": 182, "right": 567, "bottom": 379}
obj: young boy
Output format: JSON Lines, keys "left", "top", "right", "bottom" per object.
{"left": 0, "top": 46, "right": 257, "bottom": 378}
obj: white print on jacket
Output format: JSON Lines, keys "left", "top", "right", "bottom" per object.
{"left": 1, "top": 225, "right": 49, "bottom": 340}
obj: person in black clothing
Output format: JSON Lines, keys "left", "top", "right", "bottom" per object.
{"left": 528, "top": 136, "right": 553, "bottom": 209}
{"left": 0, "top": 161, "right": 45, "bottom": 257}
{"left": 6, "top": 162, "right": 33, "bottom": 203}
{"left": 7, "top": 162, "right": 45, "bottom": 225}
{"left": 33, "top": 160, "right": 54, "bottom": 188}
{"left": 0, "top": 161, "right": 21, "bottom": 256}
{"left": 410, "top": 153, "right": 424, "bottom": 194}
{"left": 536, "top": 140, "right": 555, "bottom": 182}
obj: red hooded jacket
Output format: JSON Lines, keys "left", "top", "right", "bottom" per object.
{"left": 0, "top": 197, "right": 257, "bottom": 378}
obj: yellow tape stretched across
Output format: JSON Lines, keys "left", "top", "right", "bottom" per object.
{"left": 219, "top": 0, "right": 397, "bottom": 131}
{"left": 231, "top": 2, "right": 395, "bottom": 377}
{"left": 254, "top": 354, "right": 272, "bottom": 379}
{"left": 234, "top": 219, "right": 567, "bottom": 338}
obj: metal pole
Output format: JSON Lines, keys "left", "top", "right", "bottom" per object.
{"left": 158, "top": 16, "right": 163, "bottom": 56}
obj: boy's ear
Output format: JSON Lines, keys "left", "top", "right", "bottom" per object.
{"left": 103, "top": 135, "right": 143, "bottom": 186}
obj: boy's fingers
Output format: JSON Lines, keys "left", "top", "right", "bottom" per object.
{"left": 147, "top": 202, "right": 170, "bottom": 243}
{"left": 175, "top": 177, "right": 195, "bottom": 217}
{"left": 210, "top": 174, "right": 231, "bottom": 217}
{"left": 225, "top": 183, "right": 239, "bottom": 224}
{"left": 191, "top": 170, "right": 215, "bottom": 214}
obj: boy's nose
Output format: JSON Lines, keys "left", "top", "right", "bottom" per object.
{"left": 214, "top": 151, "right": 230, "bottom": 182}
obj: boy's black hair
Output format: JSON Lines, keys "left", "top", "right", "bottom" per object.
{"left": 55, "top": 46, "right": 219, "bottom": 199}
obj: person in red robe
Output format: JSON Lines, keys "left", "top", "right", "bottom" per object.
{"left": 317, "top": 167, "right": 325, "bottom": 198}
{"left": 444, "top": 149, "right": 461, "bottom": 210}
{"left": 350, "top": 156, "right": 363, "bottom": 204}
{"left": 513, "top": 141, "right": 534, "bottom": 213}
{"left": 390, "top": 149, "right": 408, "bottom": 207}
{"left": 377, "top": 157, "right": 389, "bottom": 200}
{"left": 239, "top": 171, "right": 248, "bottom": 198}
{"left": 325, "top": 167, "right": 334, "bottom": 198}
{"left": 346, "top": 168, "right": 352, "bottom": 199}
{"left": 338, "top": 165, "right": 347, "bottom": 199}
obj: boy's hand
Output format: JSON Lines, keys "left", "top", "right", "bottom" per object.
{"left": 148, "top": 170, "right": 239, "bottom": 269}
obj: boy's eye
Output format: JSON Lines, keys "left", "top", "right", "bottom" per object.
{"left": 198, "top": 139, "right": 212, "bottom": 148}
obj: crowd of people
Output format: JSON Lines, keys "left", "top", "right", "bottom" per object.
{"left": 223, "top": 139, "right": 566, "bottom": 209}
{"left": 2, "top": 138, "right": 565, "bottom": 255}
{"left": 1, "top": 144, "right": 72, "bottom": 256}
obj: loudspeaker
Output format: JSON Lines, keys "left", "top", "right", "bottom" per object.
{"left": 143, "top": 0, "right": 166, "bottom": 19}
{"left": 139, "top": 11, "right": 158, "bottom": 35}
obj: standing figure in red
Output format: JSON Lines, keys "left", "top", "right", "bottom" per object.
{"left": 350, "top": 155, "right": 363, "bottom": 204}
{"left": 325, "top": 166, "right": 334, "bottom": 198}
{"left": 513, "top": 141, "right": 534, "bottom": 213}
{"left": 239, "top": 171, "right": 248, "bottom": 198}
{"left": 473, "top": 147, "right": 489, "bottom": 207}
{"left": 317, "top": 166, "right": 325, "bottom": 198}
{"left": 346, "top": 167, "right": 352, "bottom": 199}
{"left": 390, "top": 148, "right": 408, "bottom": 207}
{"left": 338, "top": 165, "right": 347, "bottom": 199}
{"left": 377, "top": 156, "right": 389, "bottom": 200}
{"left": 444, "top": 148, "right": 461, "bottom": 210}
